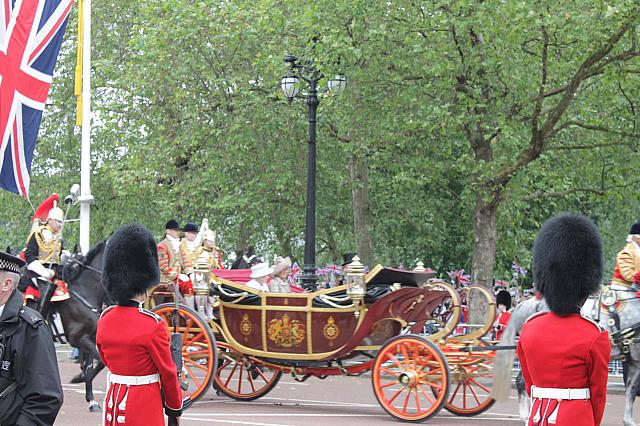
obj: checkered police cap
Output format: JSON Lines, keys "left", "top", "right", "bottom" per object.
{"left": 0, "top": 251, "right": 25, "bottom": 274}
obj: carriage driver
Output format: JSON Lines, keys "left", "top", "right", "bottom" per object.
{"left": 23, "top": 201, "right": 70, "bottom": 314}
{"left": 612, "top": 221, "right": 640, "bottom": 288}
{"left": 516, "top": 214, "right": 610, "bottom": 426}
{"left": 97, "top": 224, "right": 182, "bottom": 425}
{"left": 157, "top": 219, "right": 195, "bottom": 308}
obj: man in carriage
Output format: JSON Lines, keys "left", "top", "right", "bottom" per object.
{"left": 157, "top": 219, "right": 195, "bottom": 309}
{"left": 20, "top": 194, "right": 70, "bottom": 315}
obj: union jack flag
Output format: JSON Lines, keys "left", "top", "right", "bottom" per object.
{"left": 0, "top": 0, "right": 74, "bottom": 196}
{"left": 288, "top": 261, "right": 300, "bottom": 284}
{"left": 448, "top": 269, "right": 471, "bottom": 286}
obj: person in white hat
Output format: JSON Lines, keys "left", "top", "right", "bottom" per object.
{"left": 246, "top": 263, "right": 273, "bottom": 292}
{"left": 269, "top": 256, "right": 292, "bottom": 293}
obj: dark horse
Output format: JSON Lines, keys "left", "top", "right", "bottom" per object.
{"left": 230, "top": 246, "right": 261, "bottom": 269}
{"left": 57, "top": 241, "right": 108, "bottom": 412}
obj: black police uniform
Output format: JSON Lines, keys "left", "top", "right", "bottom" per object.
{"left": 0, "top": 289, "right": 63, "bottom": 425}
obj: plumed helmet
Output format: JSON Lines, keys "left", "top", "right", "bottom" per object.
{"left": 33, "top": 194, "right": 59, "bottom": 223}
{"left": 46, "top": 201, "right": 64, "bottom": 223}
{"left": 183, "top": 222, "right": 198, "bottom": 233}
{"left": 102, "top": 224, "right": 160, "bottom": 304}
{"left": 630, "top": 221, "right": 640, "bottom": 235}
{"left": 533, "top": 213, "right": 602, "bottom": 314}
{"left": 495, "top": 290, "right": 512, "bottom": 309}
{"left": 203, "top": 230, "right": 216, "bottom": 243}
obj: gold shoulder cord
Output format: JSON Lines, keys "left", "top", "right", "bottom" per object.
{"left": 34, "top": 228, "right": 59, "bottom": 263}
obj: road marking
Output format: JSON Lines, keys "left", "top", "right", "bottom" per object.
{"left": 180, "top": 418, "right": 291, "bottom": 426}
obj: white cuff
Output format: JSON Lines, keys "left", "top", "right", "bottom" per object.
{"left": 27, "top": 260, "right": 51, "bottom": 278}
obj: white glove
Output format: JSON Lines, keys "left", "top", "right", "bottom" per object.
{"left": 27, "top": 260, "right": 54, "bottom": 279}
{"left": 178, "top": 273, "right": 189, "bottom": 282}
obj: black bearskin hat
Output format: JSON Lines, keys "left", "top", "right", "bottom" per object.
{"left": 102, "top": 224, "right": 160, "bottom": 304}
{"left": 495, "top": 290, "right": 512, "bottom": 309}
{"left": 630, "top": 221, "right": 640, "bottom": 235}
{"left": 533, "top": 213, "right": 602, "bottom": 314}
{"left": 183, "top": 222, "right": 198, "bottom": 233}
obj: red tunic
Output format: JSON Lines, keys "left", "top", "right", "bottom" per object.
{"left": 97, "top": 303, "right": 182, "bottom": 425}
{"left": 493, "top": 310, "right": 511, "bottom": 341}
{"left": 517, "top": 311, "right": 610, "bottom": 426}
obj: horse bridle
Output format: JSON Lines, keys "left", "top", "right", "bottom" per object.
{"left": 66, "top": 256, "right": 102, "bottom": 275}
{"left": 63, "top": 255, "right": 107, "bottom": 316}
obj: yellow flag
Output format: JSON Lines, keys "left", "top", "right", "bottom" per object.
{"left": 75, "top": 0, "right": 83, "bottom": 126}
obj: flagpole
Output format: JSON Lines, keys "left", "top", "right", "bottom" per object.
{"left": 78, "top": 0, "right": 93, "bottom": 254}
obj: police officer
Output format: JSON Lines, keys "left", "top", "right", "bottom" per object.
{"left": 517, "top": 214, "right": 610, "bottom": 426}
{"left": 97, "top": 224, "right": 182, "bottom": 425}
{"left": 0, "top": 251, "right": 63, "bottom": 425}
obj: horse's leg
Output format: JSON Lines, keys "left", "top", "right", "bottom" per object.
{"left": 515, "top": 371, "right": 529, "bottom": 423}
{"left": 623, "top": 363, "right": 640, "bottom": 426}
{"left": 70, "top": 352, "right": 87, "bottom": 383}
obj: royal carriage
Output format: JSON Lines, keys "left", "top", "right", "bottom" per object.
{"left": 150, "top": 257, "right": 498, "bottom": 422}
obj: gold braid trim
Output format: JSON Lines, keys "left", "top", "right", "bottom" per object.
{"left": 33, "top": 226, "right": 60, "bottom": 263}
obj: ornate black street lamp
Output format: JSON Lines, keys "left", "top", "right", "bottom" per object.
{"left": 281, "top": 55, "right": 346, "bottom": 289}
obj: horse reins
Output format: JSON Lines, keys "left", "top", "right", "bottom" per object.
{"left": 64, "top": 256, "right": 106, "bottom": 316}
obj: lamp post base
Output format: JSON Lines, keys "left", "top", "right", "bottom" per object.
{"left": 300, "top": 265, "right": 318, "bottom": 291}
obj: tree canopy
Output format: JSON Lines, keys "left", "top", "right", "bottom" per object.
{"left": 1, "top": 0, "right": 638, "bottom": 284}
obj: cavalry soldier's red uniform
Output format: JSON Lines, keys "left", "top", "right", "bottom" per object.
{"left": 96, "top": 224, "right": 182, "bottom": 425}
{"left": 517, "top": 214, "right": 610, "bottom": 426}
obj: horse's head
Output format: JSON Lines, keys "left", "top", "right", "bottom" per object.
{"left": 62, "top": 241, "right": 106, "bottom": 286}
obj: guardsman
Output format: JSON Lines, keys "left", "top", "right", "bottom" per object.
{"left": 517, "top": 214, "right": 610, "bottom": 426}
{"left": 492, "top": 289, "right": 511, "bottom": 341}
{"left": 612, "top": 221, "right": 640, "bottom": 287}
{"left": 0, "top": 251, "right": 63, "bottom": 425}
{"left": 97, "top": 224, "right": 182, "bottom": 425}
{"left": 157, "top": 219, "right": 194, "bottom": 308}
{"left": 23, "top": 199, "right": 69, "bottom": 314}
{"left": 192, "top": 229, "right": 219, "bottom": 319}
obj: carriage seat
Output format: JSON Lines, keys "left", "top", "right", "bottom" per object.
{"left": 212, "top": 284, "right": 261, "bottom": 306}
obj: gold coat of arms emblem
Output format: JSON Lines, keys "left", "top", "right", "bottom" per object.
{"left": 323, "top": 316, "right": 340, "bottom": 345}
{"left": 240, "top": 313, "right": 253, "bottom": 336}
{"left": 267, "top": 314, "right": 305, "bottom": 348}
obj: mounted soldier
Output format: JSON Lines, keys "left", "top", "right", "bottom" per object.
{"left": 612, "top": 221, "right": 640, "bottom": 288}
{"left": 157, "top": 219, "right": 194, "bottom": 309}
{"left": 21, "top": 194, "right": 69, "bottom": 316}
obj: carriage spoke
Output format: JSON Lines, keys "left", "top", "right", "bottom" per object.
{"left": 448, "top": 382, "right": 461, "bottom": 404}
{"left": 469, "top": 377, "right": 491, "bottom": 393}
{"left": 224, "top": 363, "right": 238, "bottom": 387}
{"left": 468, "top": 381, "right": 482, "bottom": 405}
{"left": 184, "top": 357, "right": 208, "bottom": 372}
{"left": 183, "top": 362, "right": 201, "bottom": 388}
{"left": 418, "top": 384, "right": 436, "bottom": 405}
{"left": 401, "top": 387, "right": 411, "bottom": 414}
{"left": 387, "top": 387, "right": 404, "bottom": 404}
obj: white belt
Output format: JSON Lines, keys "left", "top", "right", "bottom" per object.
{"left": 531, "top": 386, "right": 590, "bottom": 400}
{"left": 108, "top": 373, "right": 160, "bottom": 386}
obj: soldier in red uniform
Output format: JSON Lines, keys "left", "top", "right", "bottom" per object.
{"left": 492, "top": 290, "right": 511, "bottom": 341}
{"left": 96, "top": 224, "right": 182, "bottom": 425}
{"left": 517, "top": 214, "right": 610, "bottom": 426}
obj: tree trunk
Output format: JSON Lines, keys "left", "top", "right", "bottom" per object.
{"left": 472, "top": 190, "right": 500, "bottom": 288}
{"left": 348, "top": 155, "right": 374, "bottom": 267}
{"left": 469, "top": 188, "right": 500, "bottom": 324}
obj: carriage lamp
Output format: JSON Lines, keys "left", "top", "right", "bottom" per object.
{"left": 346, "top": 255, "right": 366, "bottom": 318}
